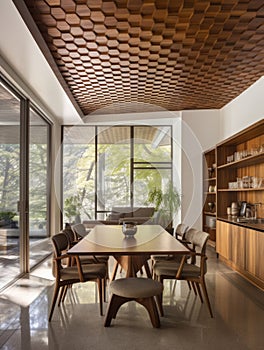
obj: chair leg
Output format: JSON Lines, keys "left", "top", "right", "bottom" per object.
{"left": 105, "top": 260, "right": 109, "bottom": 280}
{"left": 155, "top": 293, "right": 164, "bottom": 317}
{"left": 143, "top": 262, "right": 152, "bottom": 278}
{"left": 104, "top": 294, "right": 129, "bottom": 327}
{"left": 191, "top": 281, "right": 197, "bottom": 295}
{"left": 103, "top": 277, "right": 107, "bottom": 302}
{"left": 111, "top": 261, "right": 119, "bottom": 281}
{"left": 97, "top": 279, "right": 104, "bottom": 316}
{"left": 49, "top": 283, "right": 60, "bottom": 321}
{"left": 200, "top": 278, "right": 214, "bottom": 318}
{"left": 136, "top": 297, "right": 160, "bottom": 328}
{"left": 187, "top": 281, "right": 192, "bottom": 290}
{"left": 195, "top": 283, "right": 203, "bottom": 303}
{"left": 58, "top": 285, "right": 66, "bottom": 307}
{"left": 61, "top": 285, "right": 69, "bottom": 304}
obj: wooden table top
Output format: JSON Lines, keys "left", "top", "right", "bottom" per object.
{"left": 68, "top": 225, "right": 190, "bottom": 256}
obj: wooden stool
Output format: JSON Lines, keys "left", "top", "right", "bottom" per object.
{"left": 104, "top": 277, "right": 163, "bottom": 328}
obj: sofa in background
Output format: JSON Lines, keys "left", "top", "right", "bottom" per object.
{"left": 83, "top": 207, "right": 155, "bottom": 229}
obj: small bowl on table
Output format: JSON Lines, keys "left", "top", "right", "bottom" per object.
{"left": 122, "top": 222, "right": 137, "bottom": 237}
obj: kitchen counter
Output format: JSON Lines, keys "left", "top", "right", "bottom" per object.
{"left": 217, "top": 216, "right": 264, "bottom": 232}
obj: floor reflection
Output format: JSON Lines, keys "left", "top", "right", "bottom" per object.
{"left": 0, "top": 250, "right": 263, "bottom": 350}
{"left": 0, "top": 237, "right": 52, "bottom": 290}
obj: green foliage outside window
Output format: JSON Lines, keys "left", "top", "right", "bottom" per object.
{"left": 147, "top": 181, "right": 181, "bottom": 230}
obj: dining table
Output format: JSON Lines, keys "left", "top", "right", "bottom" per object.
{"left": 67, "top": 224, "right": 190, "bottom": 278}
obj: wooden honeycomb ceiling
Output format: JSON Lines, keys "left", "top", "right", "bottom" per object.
{"left": 15, "top": 0, "right": 264, "bottom": 117}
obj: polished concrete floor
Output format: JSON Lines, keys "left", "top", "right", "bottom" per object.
{"left": 0, "top": 248, "right": 263, "bottom": 350}
{"left": 0, "top": 237, "right": 52, "bottom": 290}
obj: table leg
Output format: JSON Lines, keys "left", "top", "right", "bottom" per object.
{"left": 114, "top": 255, "right": 150, "bottom": 277}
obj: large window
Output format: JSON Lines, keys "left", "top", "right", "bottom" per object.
{"left": 63, "top": 125, "right": 172, "bottom": 224}
{"left": 63, "top": 126, "right": 96, "bottom": 223}
{"left": 0, "top": 80, "right": 21, "bottom": 288}
{"left": 29, "top": 107, "right": 50, "bottom": 268}
{"left": 0, "top": 77, "right": 51, "bottom": 289}
{"left": 97, "top": 126, "right": 131, "bottom": 217}
{"left": 133, "top": 126, "right": 172, "bottom": 207}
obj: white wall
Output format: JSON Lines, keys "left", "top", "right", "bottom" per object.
{"left": 0, "top": 0, "right": 82, "bottom": 124}
{"left": 220, "top": 76, "right": 264, "bottom": 140}
{"left": 181, "top": 110, "right": 220, "bottom": 230}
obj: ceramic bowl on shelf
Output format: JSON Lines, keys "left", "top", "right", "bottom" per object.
{"left": 209, "top": 185, "right": 215, "bottom": 192}
{"left": 208, "top": 202, "right": 215, "bottom": 212}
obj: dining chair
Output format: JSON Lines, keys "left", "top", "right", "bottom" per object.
{"left": 71, "top": 223, "right": 88, "bottom": 239}
{"left": 62, "top": 228, "right": 109, "bottom": 301}
{"left": 48, "top": 233, "right": 107, "bottom": 321}
{"left": 63, "top": 227, "right": 109, "bottom": 265}
{"left": 153, "top": 230, "right": 213, "bottom": 318}
{"left": 62, "top": 225, "right": 80, "bottom": 247}
{"left": 174, "top": 223, "right": 189, "bottom": 240}
{"left": 151, "top": 223, "right": 190, "bottom": 271}
{"left": 104, "top": 277, "right": 164, "bottom": 328}
{"left": 175, "top": 230, "right": 213, "bottom": 317}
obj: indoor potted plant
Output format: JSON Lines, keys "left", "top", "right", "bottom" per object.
{"left": 147, "top": 182, "right": 181, "bottom": 233}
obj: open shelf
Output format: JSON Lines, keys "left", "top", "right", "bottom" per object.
{"left": 203, "top": 147, "right": 217, "bottom": 245}
{"left": 204, "top": 177, "right": 216, "bottom": 181}
{"left": 218, "top": 152, "right": 264, "bottom": 169}
{"left": 209, "top": 120, "right": 264, "bottom": 290}
{"left": 218, "top": 187, "right": 264, "bottom": 192}
{"left": 204, "top": 212, "right": 216, "bottom": 216}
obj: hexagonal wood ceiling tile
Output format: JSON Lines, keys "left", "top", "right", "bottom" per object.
{"left": 13, "top": 0, "right": 264, "bottom": 117}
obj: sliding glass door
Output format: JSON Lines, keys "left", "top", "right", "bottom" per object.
{"left": 0, "top": 77, "right": 51, "bottom": 289}
{"left": 0, "top": 81, "right": 21, "bottom": 289}
{"left": 29, "top": 107, "right": 50, "bottom": 268}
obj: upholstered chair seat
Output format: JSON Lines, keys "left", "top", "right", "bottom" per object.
{"left": 104, "top": 277, "right": 163, "bottom": 328}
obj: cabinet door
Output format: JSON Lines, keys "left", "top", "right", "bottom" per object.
{"left": 246, "top": 229, "right": 264, "bottom": 281}
{"left": 245, "top": 228, "right": 257, "bottom": 276}
{"left": 256, "top": 231, "right": 264, "bottom": 281}
{"left": 231, "top": 225, "right": 245, "bottom": 269}
{"left": 216, "top": 220, "right": 231, "bottom": 260}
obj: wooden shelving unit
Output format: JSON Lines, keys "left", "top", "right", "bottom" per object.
{"left": 216, "top": 120, "right": 264, "bottom": 219}
{"left": 215, "top": 119, "right": 264, "bottom": 290}
{"left": 203, "top": 147, "right": 217, "bottom": 246}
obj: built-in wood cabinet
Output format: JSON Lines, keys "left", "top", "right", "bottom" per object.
{"left": 216, "top": 120, "right": 264, "bottom": 220}
{"left": 217, "top": 220, "right": 246, "bottom": 269}
{"left": 230, "top": 224, "right": 246, "bottom": 269}
{"left": 210, "top": 120, "right": 264, "bottom": 290}
{"left": 245, "top": 229, "right": 264, "bottom": 282}
{"left": 217, "top": 219, "right": 264, "bottom": 289}
{"left": 203, "top": 147, "right": 217, "bottom": 246}
{"left": 216, "top": 220, "right": 230, "bottom": 260}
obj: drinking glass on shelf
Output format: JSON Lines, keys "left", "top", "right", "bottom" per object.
{"left": 227, "top": 155, "right": 234, "bottom": 163}
{"left": 237, "top": 178, "right": 243, "bottom": 188}
{"left": 242, "top": 150, "right": 248, "bottom": 158}
{"left": 252, "top": 177, "right": 263, "bottom": 188}
{"left": 251, "top": 147, "right": 258, "bottom": 156}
